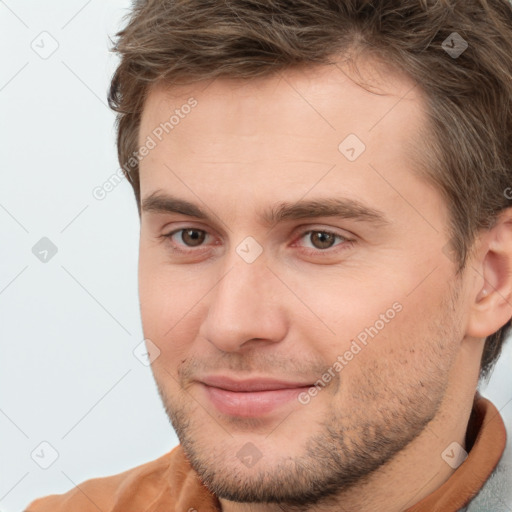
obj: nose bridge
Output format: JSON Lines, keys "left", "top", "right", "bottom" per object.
{"left": 200, "top": 251, "right": 286, "bottom": 351}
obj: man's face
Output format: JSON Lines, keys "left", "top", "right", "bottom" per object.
{"left": 137, "top": 59, "right": 467, "bottom": 505}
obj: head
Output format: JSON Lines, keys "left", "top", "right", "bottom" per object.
{"left": 108, "top": 0, "right": 512, "bottom": 507}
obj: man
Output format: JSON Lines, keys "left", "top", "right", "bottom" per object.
{"left": 26, "top": 0, "right": 512, "bottom": 510}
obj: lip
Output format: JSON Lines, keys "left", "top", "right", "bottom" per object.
{"left": 199, "top": 375, "right": 313, "bottom": 417}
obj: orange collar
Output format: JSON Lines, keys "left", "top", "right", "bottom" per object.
{"left": 404, "top": 393, "right": 506, "bottom": 512}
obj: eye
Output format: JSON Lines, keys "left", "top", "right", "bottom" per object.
{"left": 295, "top": 229, "right": 351, "bottom": 253}
{"left": 165, "top": 228, "right": 210, "bottom": 248}
{"left": 301, "top": 230, "right": 341, "bottom": 250}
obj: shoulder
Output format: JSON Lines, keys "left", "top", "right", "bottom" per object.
{"left": 24, "top": 446, "right": 181, "bottom": 511}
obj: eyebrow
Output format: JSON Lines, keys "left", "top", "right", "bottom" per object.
{"left": 141, "top": 191, "right": 389, "bottom": 227}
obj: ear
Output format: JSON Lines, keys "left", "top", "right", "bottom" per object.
{"left": 466, "top": 208, "right": 512, "bottom": 338}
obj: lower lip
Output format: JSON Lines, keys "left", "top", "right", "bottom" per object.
{"left": 202, "top": 384, "right": 310, "bottom": 417}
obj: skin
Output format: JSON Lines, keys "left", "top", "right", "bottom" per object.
{"left": 137, "top": 55, "right": 512, "bottom": 511}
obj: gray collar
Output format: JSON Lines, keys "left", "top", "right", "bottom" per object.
{"left": 461, "top": 441, "right": 512, "bottom": 512}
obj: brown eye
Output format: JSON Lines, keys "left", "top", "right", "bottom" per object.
{"left": 295, "top": 229, "right": 352, "bottom": 258}
{"left": 308, "top": 231, "right": 338, "bottom": 250}
{"left": 180, "top": 229, "right": 206, "bottom": 247}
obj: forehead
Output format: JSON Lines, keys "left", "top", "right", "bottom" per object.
{"left": 137, "top": 57, "right": 433, "bottom": 224}
{"left": 139, "top": 55, "right": 423, "bottom": 140}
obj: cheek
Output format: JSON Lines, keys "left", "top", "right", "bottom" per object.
{"left": 138, "top": 255, "right": 202, "bottom": 357}
{"left": 139, "top": 244, "right": 193, "bottom": 317}
{"left": 284, "top": 275, "right": 406, "bottom": 358}
{"left": 325, "top": 282, "right": 456, "bottom": 388}
{"left": 363, "top": 292, "right": 458, "bottom": 382}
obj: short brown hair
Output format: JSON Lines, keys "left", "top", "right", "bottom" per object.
{"left": 108, "top": 0, "right": 512, "bottom": 379}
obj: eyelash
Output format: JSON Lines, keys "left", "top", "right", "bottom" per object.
{"left": 160, "top": 227, "right": 354, "bottom": 257}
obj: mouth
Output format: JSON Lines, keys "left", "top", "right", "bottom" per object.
{"left": 199, "top": 375, "right": 313, "bottom": 417}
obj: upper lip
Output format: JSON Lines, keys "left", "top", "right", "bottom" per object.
{"left": 200, "top": 375, "right": 313, "bottom": 392}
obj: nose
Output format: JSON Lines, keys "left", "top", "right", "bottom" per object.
{"left": 199, "top": 255, "right": 288, "bottom": 353}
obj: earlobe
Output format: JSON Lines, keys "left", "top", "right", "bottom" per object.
{"left": 466, "top": 210, "right": 512, "bottom": 339}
